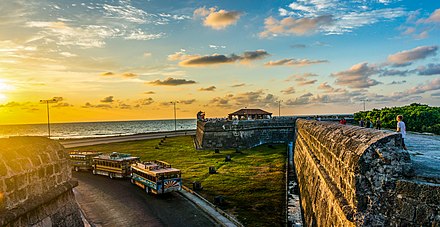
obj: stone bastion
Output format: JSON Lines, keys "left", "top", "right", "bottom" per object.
{"left": 0, "top": 137, "right": 83, "bottom": 227}
{"left": 294, "top": 119, "right": 440, "bottom": 226}
{"left": 196, "top": 118, "right": 296, "bottom": 149}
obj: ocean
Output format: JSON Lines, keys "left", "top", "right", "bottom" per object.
{"left": 0, "top": 119, "right": 197, "bottom": 139}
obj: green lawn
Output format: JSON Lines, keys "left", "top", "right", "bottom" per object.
{"left": 73, "top": 136, "right": 286, "bottom": 226}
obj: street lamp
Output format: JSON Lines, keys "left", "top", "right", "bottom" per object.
{"left": 361, "top": 99, "right": 369, "bottom": 111}
{"left": 170, "top": 101, "right": 179, "bottom": 131}
{"left": 278, "top": 100, "right": 283, "bottom": 117}
{"left": 40, "top": 98, "right": 58, "bottom": 138}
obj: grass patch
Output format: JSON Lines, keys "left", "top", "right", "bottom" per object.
{"left": 73, "top": 136, "right": 286, "bottom": 226}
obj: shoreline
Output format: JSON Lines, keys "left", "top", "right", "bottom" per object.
{"left": 60, "top": 129, "right": 196, "bottom": 148}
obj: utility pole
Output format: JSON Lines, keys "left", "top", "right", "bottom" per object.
{"left": 170, "top": 101, "right": 178, "bottom": 131}
{"left": 361, "top": 99, "right": 368, "bottom": 111}
{"left": 40, "top": 98, "right": 58, "bottom": 138}
{"left": 278, "top": 100, "right": 283, "bottom": 117}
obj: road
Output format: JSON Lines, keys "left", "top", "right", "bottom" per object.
{"left": 60, "top": 130, "right": 196, "bottom": 148}
{"left": 73, "top": 171, "right": 216, "bottom": 227}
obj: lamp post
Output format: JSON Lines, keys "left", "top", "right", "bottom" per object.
{"left": 361, "top": 99, "right": 368, "bottom": 111}
{"left": 278, "top": 100, "right": 283, "bottom": 117}
{"left": 170, "top": 101, "right": 179, "bottom": 131}
{"left": 40, "top": 98, "right": 58, "bottom": 138}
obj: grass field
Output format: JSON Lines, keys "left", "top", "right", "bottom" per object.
{"left": 73, "top": 136, "right": 286, "bottom": 226}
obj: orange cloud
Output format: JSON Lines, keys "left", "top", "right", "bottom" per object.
{"left": 194, "top": 7, "right": 242, "bottom": 30}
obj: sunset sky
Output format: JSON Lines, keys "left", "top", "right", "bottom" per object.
{"left": 1, "top": 0, "right": 439, "bottom": 124}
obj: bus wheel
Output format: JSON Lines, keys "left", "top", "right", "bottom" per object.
{"left": 109, "top": 173, "right": 113, "bottom": 179}
{"left": 145, "top": 186, "right": 149, "bottom": 194}
{"left": 74, "top": 166, "right": 79, "bottom": 172}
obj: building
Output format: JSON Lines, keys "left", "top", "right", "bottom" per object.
{"left": 228, "top": 108, "right": 272, "bottom": 120}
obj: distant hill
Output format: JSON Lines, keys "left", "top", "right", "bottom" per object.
{"left": 354, "top": 103, "right": 440, "bottom": 135}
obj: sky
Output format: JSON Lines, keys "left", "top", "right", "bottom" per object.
{"left": 0, "top": 0, "right": 439, "bottom": 124}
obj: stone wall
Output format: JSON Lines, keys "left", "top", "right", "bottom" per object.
{"left": 294, "top": 119, "right": 439, "bottom": 226}
{"left": 196, "top": 118, "right": 296, "bottom": 149}
{"left": 0, "top": 137, "right": 83, "bottom": 227}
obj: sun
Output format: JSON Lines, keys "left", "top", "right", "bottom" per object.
{"left": 0, "top": 79, "right": 14, "bottom": 103}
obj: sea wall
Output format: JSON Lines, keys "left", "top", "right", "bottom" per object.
{"left": 294, "top": 119, "right": 440, "bottom": 226}
{"left": 196, "top": 118, "right": 296, "bottom": 149}
{"left": 0, "top": 137, "right": 83, "bottom": 227}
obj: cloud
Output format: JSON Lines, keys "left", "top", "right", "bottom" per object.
{"left": 231, "top": 83, "right": 246, "bottom": 88}
{"left": 52, "top": 102, "right": 73, "bottom": 108}
{"left": 273, "top": 2, "right": 406, "bottom": 36}
{"left": 144, "top": 91, "right": 155, "bottom": 94}
{"left": 143, "top": 52, "right": 152, "bottom": 57}
{"left": 199, "top": 86, "right": 216, "bottom": 91}
{"left": 180, "top": 99, "right": 196, "bottom": 104}
{"left": 295, "top": 76, "right": 317, "bottom": 86}
{"left": 138, "top": 97, "right": 154, "bottom": 105}
{"left": 388, "top": 80, "right": 407, "bottom": 85}
{"left": 285, "top": 93, "right": 313, "bottom": 105}
{"left": 416, "top": 64, "right": 440, "bottom": 76}
{"left": 332, "top": 62, "right": 381, "bottom": 88}
{"left": 281, "top": 87, "right": 296, "bottom": 94}
{"left": 148, "top": 77, "right": 196, "bottom": 86}
{"left": 400, "top": 9, "right": 440, "bottom": 39}
{"left": 194, "top": 7, "right": 242, "bottom": 30}
{"left": 209, "top": 90, "right": 279, "bottom": 108}
{"left": 101, "top": 72, "right": 115, "bottom": 76}
{"left": 317, "top": 82, "right": 346, "bottom": 93}
{"left": 380, "top": 69, "right": 410, "bottom": 77}
{"left": 209, "top": 44, "right": 226, "bottom": 49}
{"left": 122, "top": 72, "right": 138, "bottom": 78}
{"left": 291, "top": 44, "right": 307, "bottom": 48}
{"left": 421, "top": 8, "right": 440, "bottom": 23}
{"left": 100, "top": 71, "right": 139, "bottom": 78}
{"left": 284, "top": 90, "right": 365, "bottom": 106}
{"left": 177, "top": 50, "right": 269, "bottom": 67}
{"left": 124, "top": 30, "right": 164, "bottom": 41}
{"left": 285, "top": 73, "right": 318, "bottom": 81}
{"left": 432, "top": 92, "right": 440, "bottom": 97}
{"left": 387, "top": 46, "right": 438, "bottom": 67}
{"left": 81, "top": 102, "right": 112, "bottom": 109}
{"left": 100, "top": 96, "right": 114, "bottom": 103}
{"left": 265, "top": 58, "right": 328, "bottom": 66}
{"left": 117, "top": 103, "right": 132, "bottom": 109}
{"left": 398, "top": 77, "right": 440, "bottom": 95}
{"left": 167, "top": 51, "right": 192, "bottom": 61}
{"left": 260, "top": 15, "right": 333, "bottom": 37}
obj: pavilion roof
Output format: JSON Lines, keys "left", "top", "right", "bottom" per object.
{"left": 228, "top": 109, "right": 272, "bottom": 116}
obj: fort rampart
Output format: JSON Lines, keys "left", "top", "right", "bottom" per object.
{"left": 294, "top": 119, "right": 440, "bottom": 226}
{"left": 196, "top": 118, "right": 296, "bottom": 149}
{"left": 0, "top": 137, "right": 83, "bottom": 227}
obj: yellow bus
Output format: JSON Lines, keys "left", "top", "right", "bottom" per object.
{"left": 69, "top": 150, "right": 102, "bottom": 172}
{"left": 92, "top": 152, "right": 140, "bottom": 179}
{"left": 131, "top": 160, "right": 182, "bottom": 194}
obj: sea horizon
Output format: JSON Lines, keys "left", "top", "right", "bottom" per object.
{"left": 0, "top": 119, "right": 197, "bottom": 139}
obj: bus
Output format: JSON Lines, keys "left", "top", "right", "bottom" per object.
{"left": 92, "top": 152, "right": 140, "bottom": 179}
{"left": 69, "top": 150, "right": 102, "bottom": 172}
{"left": 131, "top": 160, "right": 182, "bottom": 194}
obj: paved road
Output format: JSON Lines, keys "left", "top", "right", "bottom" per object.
{"left": 60, "top": 130, "right": 195, "bottom": 148}
{"left": 73, "top": 171, "right": 216, "bottom": 227}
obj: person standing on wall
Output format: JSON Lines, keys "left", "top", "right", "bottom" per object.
{"left": 396, "top": 115, "right": 408, "bottom": 150}
{"left": 339, "top": 117, "right": 346, "bottom": 125}
{"left": 375, "top": 117, "right": 381, "bottom": 130}
{"left": 359, "top": 118, "right": 365, "bottom": 127}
